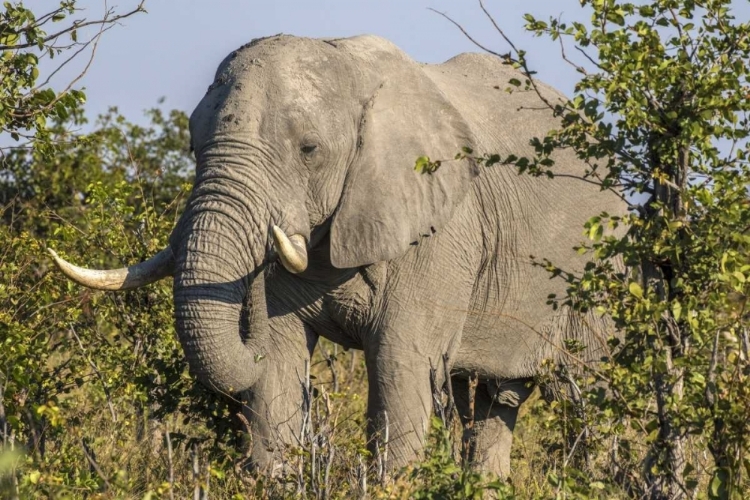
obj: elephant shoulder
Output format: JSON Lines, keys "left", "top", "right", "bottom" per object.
{"left": 429, "top": 52, "right": 568, "bottom": 104}
{"left": 421, "top": 53, "right": 571, "bottom": 158}
{"left": 439, "top": 52, "right": 516, "bottom": 78}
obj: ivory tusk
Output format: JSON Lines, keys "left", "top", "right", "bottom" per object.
{"left": 47, "top": 247, "right": 175, "bottom": 291}
{"left": 271, "top": 225, "right": 308, "bottom": 274}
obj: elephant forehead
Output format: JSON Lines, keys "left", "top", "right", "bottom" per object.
{"left": 276, "top": 64, "right": 327, "bottom": 106}
{"left": 226, "top": 40, "right": 330, "bottom": 93}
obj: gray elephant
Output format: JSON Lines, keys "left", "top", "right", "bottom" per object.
{"left": 50, "top": 34, "right": 624, "bottom": 477}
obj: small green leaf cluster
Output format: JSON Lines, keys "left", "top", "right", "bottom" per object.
{"left": 1, "top": 2, "right": 76, "bottom": 144}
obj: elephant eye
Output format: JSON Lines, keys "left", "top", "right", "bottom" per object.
{"left": 301, "top": 144, "right": 318, "bottom": 155}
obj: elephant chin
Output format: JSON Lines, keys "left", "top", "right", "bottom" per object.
{"left": 173, "top": 268, "right": 269, "bottom": 395}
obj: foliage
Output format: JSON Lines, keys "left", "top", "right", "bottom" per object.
{"left": 0, "top": 104, "right": 199, "bottom": 497}
{"left": 443, "top": 1, "right": 750, "bottom": 499}
{"left": 2, "top": 104, "right": 192, "bottom": 233}
{"left": 9, "top": 0, "right": 750, "bottom": 498}
{"left": 405, "top": 417, "right": 513, "bottom": 500}
{"left": 0, "top": 1, "right": 144, "bottom": 154}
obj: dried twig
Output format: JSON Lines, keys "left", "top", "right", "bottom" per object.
{"left": 81, "top": 438, "right": 112, "bottom": 492}
{"left": 358, "top": 453, "right": 367, "bottom": 498}
{"left": 297, "top": 359, "right": 312, "bottom": 497}
{"left": 321, "top": 343, "right": 340, "bottom": 393}
{"left": 428, "top": 360, "right": 446, "bottom": 423}
{"left": 462, "top": 373, "right": 479, "bottom": 464}
{"left": 442, "top": 354, "right": 455, "bottom": 426}
{"left": 192, "top": 443, "right": 201, "bottom": 500}
{"left": 69, "top": 326, "right": 117, "bottom": 423}
{"left": 165, "top": 427, "right": 175, "bottom": 500}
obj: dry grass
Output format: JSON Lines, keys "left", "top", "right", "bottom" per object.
{"left": 3, "top": 338, "right": 722, "bottom": 499}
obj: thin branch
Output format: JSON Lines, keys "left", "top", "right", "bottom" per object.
{"left": 574, "top": 46, "right": 605, "bottom": 72}
{"left": 165, "top": 426, "right": 175, "bottom": 500}
{"left": 30, "top": 7, "right": 69, "bottom": 30}
{"left": 69, "top": 326, "right": 117, "bottom": 423}
{"left": 31, "top": 34, "right": 99, "bottom": 91}
{"left": 477, "top": 0, "right": 558, "bottom": 110}
{"left": 15, "top": 22, "right": 114, "bottom": 119}
{"left": 557, "top": 29, "right": 588, "bottom": 75}
{"left": 442, "top": 353, "right": 455, "bottom": 424}
{"left": 0, "top": 2, "right": 146, "bottom": 51}
{"left": 81, "top": 438, "right": 112, "bottom": 491}
{"left": 427, "top": 8, "right": 510, "bottom": 60}
{"left": 478, "top": 0, "right": 523, "bottom": 59}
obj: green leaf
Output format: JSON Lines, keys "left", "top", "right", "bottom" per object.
{"left": 414, "top": 155, "right": 430, "bottom": 173}
{"left": 671, "top": 301, "right": 682, "bottom": 321}
{"left": 629, "top": 282, "right": 643, "bottom": 299}
{"left": 27, "top": 470, "right": 41, "bottom": 484}
{"left": 709, "top": 468, "right": 729, "bottom": 499}
{"left": 588, "top": 222, "right": 603, "bottom": 241}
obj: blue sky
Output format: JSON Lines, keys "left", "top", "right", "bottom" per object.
{"left": 22, "top": 0, "right": 750, "bottom": 126}
{"left": 26, "top": 0, "right": 588, "bottom": 124}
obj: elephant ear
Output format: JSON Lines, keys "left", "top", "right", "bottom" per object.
{"left": 329, "top": 45, "right": 479, "bottom": 268}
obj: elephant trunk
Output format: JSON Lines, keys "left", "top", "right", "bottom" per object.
{"left": 173, "top": 208, "right": 268, "bottom": 394}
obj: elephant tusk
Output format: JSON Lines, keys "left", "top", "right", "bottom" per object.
{"left": 47, "top": 247, "right": 175, "bottom": 291}
{"left": 271, "top": 225, "right": 308, "bottom": 274}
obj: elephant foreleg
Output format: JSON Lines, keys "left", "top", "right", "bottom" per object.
{"left": 453, "top": 376, "right": 534, "bottom": 478}
{"left": 365, "top": 352, "right": 435, "bottom": 470}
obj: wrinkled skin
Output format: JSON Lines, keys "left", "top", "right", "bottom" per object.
{"left": 57, "top": 35, "right": 625, "bottom": 476}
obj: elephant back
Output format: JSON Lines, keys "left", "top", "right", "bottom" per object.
{"left": 422, "top": 53, "right": 626, "bottom": 272}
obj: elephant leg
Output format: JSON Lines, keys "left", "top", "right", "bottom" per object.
{"left": 453, "top": 376, "right": 534, "bottom": 477}
{"left": 360, "top": 229, "right": 478, "bottom": 469}
{"left": 365, "top": 350, "right": 436, "bottom": 470}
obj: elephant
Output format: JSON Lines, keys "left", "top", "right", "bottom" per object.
{"left": 49, "top": 34, "right": 625, "bottom": 477}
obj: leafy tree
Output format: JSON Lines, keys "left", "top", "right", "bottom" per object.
{"left": 2, "top": 104, "right": 191, "bottom": 234}
{"left": 0, "top": 1, "right": 145, "bottom": 154}
{"left": 0, "top": 102, "right": 199, "bottom": 497}
{"left": 432, "top": 0, "right": 750, "bottom": 498}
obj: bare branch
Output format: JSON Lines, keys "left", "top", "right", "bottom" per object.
{"left": 31, "top": 32, "right": 100, "bottom": 91}
{"left": 69, "top": 326, "right": 117, "bottom": 423}
{"left": 427, "top": 8, "right": 511, "bottom": 61}
{"left": 81, "top": 438, "right": 112, "bottom": 491}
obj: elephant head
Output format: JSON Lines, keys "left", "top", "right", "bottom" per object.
{"left": 50, "top": 34, "right": 479, "bottom": 407}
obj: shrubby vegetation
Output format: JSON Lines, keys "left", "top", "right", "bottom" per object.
{"left": 1, "top": 0, "right": 749, "bottom": 499}
{"left": 460, "top": 0, "right": 750, "bottom": 498}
